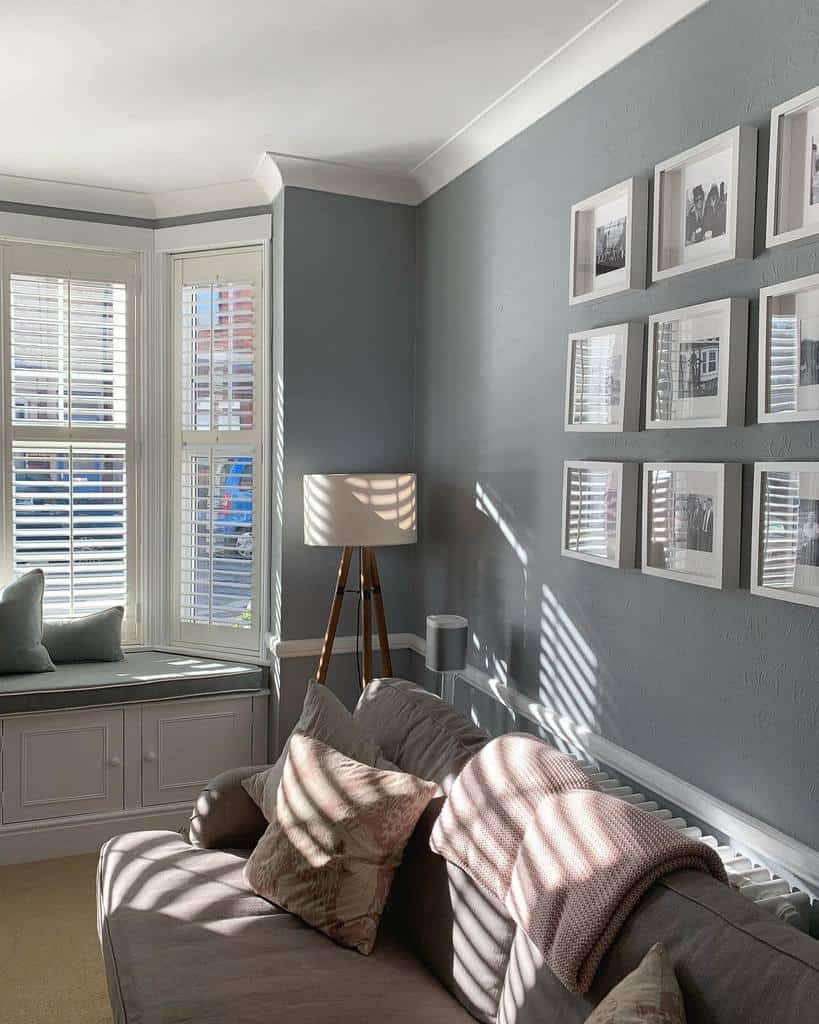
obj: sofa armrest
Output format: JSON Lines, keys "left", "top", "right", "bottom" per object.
{"left": 188, "top": 763, "right": 270, "bottom": 850}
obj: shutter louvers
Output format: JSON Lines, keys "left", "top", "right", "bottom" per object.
{"left": 6, "top": 261, "right": 133, "bottom": 625}
{"left": 12, "top": 444, "right": 128, "bottom": 617}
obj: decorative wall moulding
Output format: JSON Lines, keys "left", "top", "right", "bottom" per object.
{"left": 0, "top": 153, "right": 420, "bottom": 222}
{"left": 758, "top": 271, "right": 819, "bottom": 423}
{"left": 645, "top": 298, "right": 748, "bottom": 430}
{"left": 561, "top": 460, "right": 638, "bottom": 570}
{"left": 569, "top": 178, "right": 647, "bottom": 305}
{"left": 751, "top": 462, "right": 819, "bottom": 608}
{"left": 766, "top": 84, "right": 819, "bottom": 248}
{"left": 412, "top": 0, "right": 710, "bottom": 202}
{"left": 652, "top": 126, "right": 756, "bottom": 282}
{"left": 642, "top": 462, "right": 741, "bottom": 589}
{"left": 564, "top": 322, "right": 643, "bottom": 432}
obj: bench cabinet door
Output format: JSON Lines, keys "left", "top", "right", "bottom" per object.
{"left": 141, "top": 697, "right": 253, "bottom": 807}
{"left": 2, "top": 708, "right": 124, "bottom": 823}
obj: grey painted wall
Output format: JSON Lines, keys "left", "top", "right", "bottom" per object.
{"left": 273, "top": 186, "right": 416, "bottom": 746}
{"left": 415, "top": 0, "right": 819, "bottom": 849}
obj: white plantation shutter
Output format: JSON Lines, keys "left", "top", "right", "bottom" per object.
{"left": 1, "top": 243, "right": 138, "bottom": 632}
{"left": 12, "top": 444, "right": 127, "bottom": 616}
{"left": 172, "top": 247, "right": 264, "bottom": 652}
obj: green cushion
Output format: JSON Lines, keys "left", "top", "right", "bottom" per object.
{"left": 0, "top": 570, "right": 55, "bottom": 676}
{"left": 43, "top": 606, "right": 125, "bottom": 664}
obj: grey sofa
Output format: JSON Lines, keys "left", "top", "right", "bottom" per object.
{"left": 97, "top": 678, "right": 819, "bottom": 1023}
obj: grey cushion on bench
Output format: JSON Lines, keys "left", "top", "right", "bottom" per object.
{"left": 43, "top": 606, "right": 125, "bottom": 664}
{"left": 0, "top": 651, "right": 265, "bottom": 715}
{"left": 0, "top": 569, "right": 54, "bottom": 676}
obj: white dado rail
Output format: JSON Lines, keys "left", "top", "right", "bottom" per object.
{"left": 272, "top": 632, "right": 819, "bottom": 905}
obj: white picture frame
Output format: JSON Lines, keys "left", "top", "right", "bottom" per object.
{"left": 652, "top": 126, "right": 756, "bottom": 282}
{"left": 569, "top": 177, "right": 647, "bottom": 305}
{"left": 766, "top": 84, "right": 819, "bottom": 248}
{"left": 565, "top": 323, "right": 644, "bottom": 432}
{"left": 751, "top": 462, "right": 819, "bottom": 608}
{"left": 645, "top": 298, "right": 748, "bottom": 430}
{"left": 758, "top": 272, "right": 819, "bottom": 423}
{"left": 641, "top": 462, "right": 741, "bottom": 589}
{"left": 561, "top": 461, "right": 637, "bottom": 569}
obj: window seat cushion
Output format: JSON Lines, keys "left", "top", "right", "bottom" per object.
{"left": 0, "top": 650, "right": 265, "bottom": 715}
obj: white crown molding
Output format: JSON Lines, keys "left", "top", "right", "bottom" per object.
{"left": 411, "top": 0, "right": 710, "bottom": 201}
{"left": 260, "top": 152, "right": 420, "bottom": 206}
{"left": 0, "top": 172, "right": 157, "bottom": 219}
{"left": 0, "top": 0, "right": 707, "bottom": 218}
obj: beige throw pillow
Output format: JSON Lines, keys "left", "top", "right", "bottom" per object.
{"left": 242, "top": 680, "right": 382, "bottom": 820}
{"left": 585, "top": 944, "right": 686, "bottom": 1024}
{"left": 245, "top": 731, "right": 437, "bottom": 955}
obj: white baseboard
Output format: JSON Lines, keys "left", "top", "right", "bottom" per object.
{"left": 269, "top": 632, "right": 420, "bottom": 659}
{"left": 401, "top": 633, "right": 819, "bottom": 898}
{"left": 0, "top": 804, "right": 190, "bottom": 866}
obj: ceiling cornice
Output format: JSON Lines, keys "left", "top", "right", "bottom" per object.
{"left": 411, "top": 0, "right": 710, "bottom": 201}
{"left": 0, "top": 0, "right": 708, "bottom": 220}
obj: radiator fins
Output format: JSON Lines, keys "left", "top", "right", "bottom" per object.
{"left": 575, "top": 761, "right": 811, "bottom": 933}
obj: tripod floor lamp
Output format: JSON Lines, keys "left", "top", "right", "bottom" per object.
{"left": 304, "top": 473, "right": 417, "bottom": 689}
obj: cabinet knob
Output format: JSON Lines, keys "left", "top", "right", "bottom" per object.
{"left": 144, "top": 751, "right": 157, "bottom": 762}
{"left": 109, "top": 755, "right": 121, "bottom": 768}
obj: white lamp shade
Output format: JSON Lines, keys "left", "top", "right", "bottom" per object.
{"left": 304, "top": 473, "right": 417, "bottom": 547}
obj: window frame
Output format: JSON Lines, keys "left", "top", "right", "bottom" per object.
{"left": 0, "top": 239, "right": 142, "bottom": 641}
{"left": 169, "top": 244, "right": 270, "bottom": 657}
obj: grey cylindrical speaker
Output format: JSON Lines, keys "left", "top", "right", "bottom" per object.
{"left": 425, "top": 614, "right": 468, "bottom": 673}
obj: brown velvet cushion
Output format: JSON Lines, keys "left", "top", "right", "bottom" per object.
{"left": 245, "top": 731, "right": 436, "bottom": 955}
{"left": 188, "top": 763, "right": 270, "bottom": 850}
{"left": 243, "top": 680, "right": 381, "bottom": 821}
{"left": 585, "top": 944, "right": 685, "bottom": 1023}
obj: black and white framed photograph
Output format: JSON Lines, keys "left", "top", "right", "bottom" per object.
{"left": 653, "top": 126, "right": 756, "bottom": 281}
{"left": 767, "top": 85, "right": 819, "bottom": 247}
{"left": 751, "top": 462, "right": 819, "bottom": 607}
{"left": 758, "top": 272, "right": 819, "bottom": 422}
{"left": 569, "top": 178, "right": 647, "bottom": 304}
{"left": 642, "top": 462, "right": 741, "bottom": 589}
{"left": 561, "top": 461, "right": 637, "bottom": 569}
{"left": 646, "top": 298, "right": 748, "bottom": 429}
{"left": 565, "top": 322, "right": 643, "bottom": 432}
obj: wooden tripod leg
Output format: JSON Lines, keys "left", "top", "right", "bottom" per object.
{"left": 369, "top": 549, "right": 393, "bottom": 677}
{"left": 316, "top": 547, "right": 353, "bottom": 685}
{"left": 360, "top": 546, "right": 373, "bottom": 689}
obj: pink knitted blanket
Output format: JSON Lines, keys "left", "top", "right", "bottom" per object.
{"left": 430, "top": 733, "right": 591, "bottom": 901}
{"left": 430, "top": 734, "right": 728, "bottom": 994}
{"left": 509, "top": 788, "right": 728, "bottom": 992}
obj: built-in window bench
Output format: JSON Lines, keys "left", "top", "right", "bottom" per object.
{"left": 0, "top": 651, "right": 269, "bottom": 865}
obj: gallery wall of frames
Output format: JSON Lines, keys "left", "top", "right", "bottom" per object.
{"left": 562, "top": 82, "right": 819, "bottom": 609}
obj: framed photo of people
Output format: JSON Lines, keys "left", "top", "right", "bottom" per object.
{"left": 652, "top": 126, "right": 756, "bottom": 281}
{"left": 758, "top": 272, "right": 819, "bottom": 422}
{"left": 751, "top": 462, "right": 819, "bottom": 607}
{"left": 561, "top": 461, "right": 638, "bottom": 569}
{"left": 565, "top": 323, "right": 643, "bottom": 432}
{"left": 645, "top": 298, "right": 748, "bottom": 430}
{"left": 766, "top": 85, "right": 819, "bottom": 248}
{"left": 569, "top": 178, "right": 647, "bottom": 305}
{"left": 642, "top": 463, "right": 741, "bottom": 589}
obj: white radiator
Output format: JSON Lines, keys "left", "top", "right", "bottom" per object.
{"left": 575, "top": 760, "right": 812, "bottom": 933}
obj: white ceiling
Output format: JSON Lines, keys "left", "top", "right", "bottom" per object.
{"left": 0, "top": 0, "right": 707, "bottom": 213}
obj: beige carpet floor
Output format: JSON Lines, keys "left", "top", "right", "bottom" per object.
{"left": 0, "top": 853, "right": 111, "bottom": 1024}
